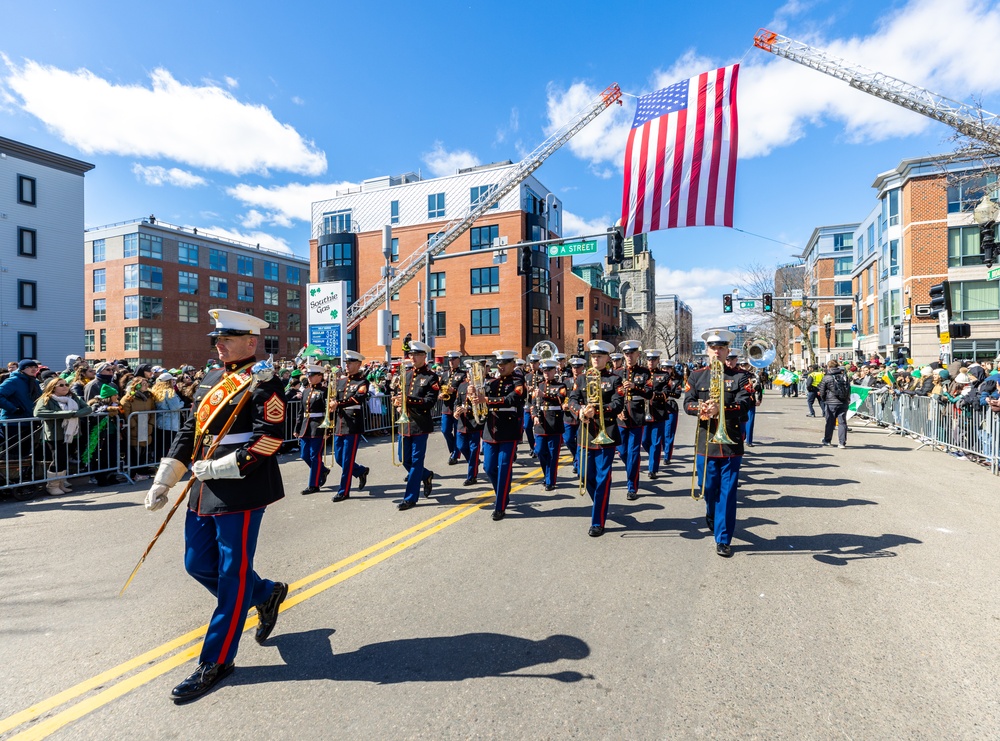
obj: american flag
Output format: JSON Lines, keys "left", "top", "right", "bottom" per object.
{"left": 620, "top": 64, "right": 739, "bottom": 237}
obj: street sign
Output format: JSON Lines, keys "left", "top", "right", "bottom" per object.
{"left": 739, "top": 301, "right": 756, "bottom": 309}
{"left": 939, "top": 331, "right": 951, "bottom": 344}
{"left": 547, "top": 240, "right": 598, "bottom": 257}
{"left": 790, "top": 288, "right": 803, "bottom": 307}
{"left": 914, "top": 303, "right": 932, "bottom": 317}
{"left": 307, "top": 281, "right": 347, "bottom": 358}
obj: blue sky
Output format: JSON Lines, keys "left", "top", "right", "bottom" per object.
{"left": 4, "top": 0, "right": 1000, "bottom": 333}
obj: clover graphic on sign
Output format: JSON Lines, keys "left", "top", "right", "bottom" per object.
{"left": 310, "top": 288, "right": 320, "bottom": 296}
{"left": 330, "top": 309, "right": 338, "bottom": 319}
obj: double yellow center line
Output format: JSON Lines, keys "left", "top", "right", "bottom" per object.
{"left": 3, "top": 459, "right": 564, "bottom": 739}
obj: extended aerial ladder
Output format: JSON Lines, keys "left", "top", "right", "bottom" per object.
{"left": 345, "top": 83, "right": 623, "bottom": 332}
{"left": 753, "top": 29, "right": 1000, "bottom": 151}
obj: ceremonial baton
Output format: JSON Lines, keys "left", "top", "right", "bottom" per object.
{"left": 119, "top": 357, "right": 275, "bottom": 595}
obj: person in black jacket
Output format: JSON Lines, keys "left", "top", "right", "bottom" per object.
{"left": 394, "top": 341, "right": 439, "bottom": 510}
{"left": 330, "top": 351, "right": 370, "bottom": 502}
{"left": 817, "top": 360, "right": 850, "bottom": 448}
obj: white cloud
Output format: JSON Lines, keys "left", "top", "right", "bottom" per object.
{"left": 224, "top": 76, "right": 238, "bottom": 89}
{"left": 131, "top": 163, "right": 207, "bottom": 188}
{"left": 291, "top": 95, "right": 305, "bottom": 106}
{"left": 422, "top": 141, "right": 480, "bottom": 177}
{"left": 495, "top": 107, "right": 519, "bottom": 144}
{"left": 227, "top": 180, "right": 359, "bottom": 225}
{"left": 562, "top": 210, "right": 612, "bottom": 237}
{"left": 545, "top": 0, "right": 1000, "bottom": 168}
{"left": 655, "top": 265, "right": 744, "bottom": 335}
{"left": 196, "top": 224, "right": 296, "bottom": 256}
{"left": 1, "top": 56, "right": 327, "bottom": 176}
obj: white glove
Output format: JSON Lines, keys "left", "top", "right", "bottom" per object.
{"left": 191, "top": 452, "right": 243, "bottom": 481}
{"left": 145, "top": 458, "right": 187, "bottom": 511}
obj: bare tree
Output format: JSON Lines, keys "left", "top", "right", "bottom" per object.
{"left": 736, "top": 261, "right": 818, "bottom": 367}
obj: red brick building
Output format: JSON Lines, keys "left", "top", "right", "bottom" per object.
{"left": 564, "top": 263, "right": 621, "bottom": 354}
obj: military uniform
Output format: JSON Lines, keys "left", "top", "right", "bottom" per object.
{"left": 562, "top": 363, "right": 586, "bottom": 475}
{"left": 521, "top": 360, "right": 541, "bottom": 457}
{"left": 615, "top": 361, "right": 653, "bottom": 497}
{"left": 641, "top": 361, "right": 676, "bottom": 477}
{"left": 297, "top": 375, "right": 329, "bottom": 492}
{"left": 453, "top": 376, "right": 483, "bottom": 485}
{"left": 481, "top": 352, "right": 525, "bottom": 518}
{"left": 530, "top": 365, "right": 568, "bottom": 489}
{"left": 397, "top": 347, "right": 440, "bottom": 508}
{"left": 439, "top": 355, "right": 466, "bottom": 464}
{"left": 331, "top": 370, "right": 370, "bottom": 500}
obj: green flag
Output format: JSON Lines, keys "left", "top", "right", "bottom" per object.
{"left": 847, "top": 384, "right": 871, "bottom": 419}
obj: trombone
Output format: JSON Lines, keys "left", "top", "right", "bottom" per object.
{"left": 578, "top": 367, "right": 614, "bottom": 496}
{"left": 690, "top": 358, "right": 735, "bottom": 500}
{"left": 390, "top": 365, "right": 411, "bottom": 467}
{"left": 319, "top": 368, "right": 338, "bottom": 469}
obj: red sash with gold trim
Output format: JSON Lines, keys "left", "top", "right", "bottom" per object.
{"left": 196, "top": 364, "right": 254, "bottom": 436}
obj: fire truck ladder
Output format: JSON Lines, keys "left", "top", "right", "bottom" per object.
{"left": 753, "top": 29, "right": 1000, "bottom": 151}
{"left": 346, "top": 83, "right": 623, "bottom": 332}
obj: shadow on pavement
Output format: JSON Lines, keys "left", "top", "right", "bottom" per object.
{"left": 737, "top": 527, "right": 922, "bottom": 565}
{"left": 234, "top": 630, "right": 593, "bottom": 685}
{"left": 740, "top": 493, "right": 878, "bottom": 509}
{"left": 0, "top": 497, "right": 142, "bottom": 520}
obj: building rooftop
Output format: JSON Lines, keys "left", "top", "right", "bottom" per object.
{"left": 0, "top": 136, "right": 94, "bottom": 175}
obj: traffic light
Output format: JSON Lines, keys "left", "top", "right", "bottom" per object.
{"left": 980, "top": 222, "right": 997, "bottom": 268}
{"left": 762, "top": 292, "right": 773, "bottom": 312}
{"left": 517, "top": 243, "right": 532, "bottom": 275}
{"left": 928, "top": 280, "right": 951, "bottom": 316}
{"left": 722, "top": 293, "right": 733, "bottom": 313}
{"left": 949, "top": 322, "right": 971, "bottom": 339}
{"left": 892, "top": 324, "right": 903, "bottom": 343}
{"left": 608, "top": 226, "right": 625, "bottom": 264}
{"left": 577, "top": 338, "right": 584, "bottom": 354}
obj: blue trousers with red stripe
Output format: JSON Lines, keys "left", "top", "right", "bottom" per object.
{"left": 584, "top": 445, "right": 616, "bottom": 527}
{"left": 299, "top": 436, "right": 329, "bottom": 489}
{"left": 401, "top": 434, "right": 430, "bottom": 505}
{"left": 663, "top": 412, "right": 678, "bottom": 463}
{"left": 455, "top": 428, "right": 481, "bottom": 481}
{"left": 642, "top": 420, "right": 665, "bottom": 474}
{"left": 522, "top": 411, "right": 535, "bottom": 452}
{"left": 184, "top": 508, "right": 275, "bottom": 666}
{"left": 441, "top": 413, "right": 458, "bottom": 460}
{"left": 534, "top": 434, "right": 562, "bottom": 487}
{"left": 562, "top": 424, "right": 579, "bottom": 473}
{"left": 483, "top": 440, "right": 516, "bottom": 514}
{"left": 334, "top": 433, "right": 368, "bottom": 498}
{"left": 742, "top": 407, "right": 756, "bottom": 445}
{"left": 617, "top": 425, "right": 644, "bottom": 494}
{"left": 695, "top": 455, "right": 742, "bottom": 546}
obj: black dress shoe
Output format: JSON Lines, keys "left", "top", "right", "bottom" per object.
{"left": 648, "top": 471, "right": 658, "bottom": 479}
{"left": 492, "top": 510, "right": 505, "bottom": 521}
{"left": 716, "top": 542, "right": 732, "bottom": 558}
{"left": 448, "top": 457, "right": 458, "bottom": 466}
{"left": 318, "top": 470, "right": 329, "bottom": 488}
{"left": 397, "top": 501, "right": 415, "bottom": 511}
{"left": 544, "top": 484, "right": 555, "bottom": 491}
{"left": 171, "top": 661, "right": 234, "bottom": 704}
{"left": 588, "top": 525, "right": 604, "bottom": 537}
{"left": 300, "top": 487, "right": 320, "bottom": 495}
{"left": 332, "top": 493, "right": 349, "bottom": 502}
{"left": 462, "top": 477, "right": 477, "bottom": 486}
{"left": 423, "top": 471, "right": 434, "bottom": 497}
{"left": 627, "top": 491, "right": 639, "bottom": 501}
{"left": 706, "top": 515, "right": 714, "bottom": 531}
{"left": 357, "top": 471, "right": 367, "bottom": 490}
{"left": 255, "top": 582, "right": 288, "bottom": 644}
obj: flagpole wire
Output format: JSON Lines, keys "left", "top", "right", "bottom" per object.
{"left": 732, "top": 226, "right": 800, "bottom": 251}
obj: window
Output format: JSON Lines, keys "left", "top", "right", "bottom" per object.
{"left": 948, "top": 226, "right": 988, "bottom": 267}
{"left": 139, "top": 233, "right": 162, "bottom": 259}
{"left": 879, "top": 293, "right": 889, "bottom": 328}
{"left": 263, "top": 310, "right": 280, "bottom": 329}
{"left": 867, "top": 224, "right": 875, "bottom": 255}
{"left": 287, "top": 289, "right": 300, "bottom": 308}
{"left": 178, "top": 241, "right": 199, "bottom": 266}
{"left": 93, "top": 269, "right": 106, "bottom": 293}
{"left": 886, "top": 188, "right": 900, "bottom": 226}
{"left": 530, "top": 267, "right": 550, "bottom": 295}
{"left": 577, "top": 320, "right": 585, "bottom": 334}
{"left": 123, "top": 327, "right": 138, "bottom": 351}
{"left": 139, "top": 265, "right": 163, "bottom": 290}
{"left": 888, "top": 239, "right": 899, "bottom": 276}
{"left": 15, "top": 279, "right": 36, "bottom": 310}
{"left": 428, "top": 193, "right": 445, "bottom": 219}
{"left": 209, "top": 249, "right": 228, "bottom": 271}
{"left": 428, "top": 231, "right": 444, "bottom": 247}
{"left": 124, "top": 233, "right": 138, "bottom": 258}
{"left": 237, "top": 255, "right": 254, "bottom": 276}
{"left": 178, "top": 271, "right": 198, "bottom": 295}
{"left": 124, "top": 295, "right": 138, "bottom": 320}
{"left": 99, "top": 329, "right": 106, "bottom": 353}
{"left": 593, "top": 296, "right": 599, "bottom": 311}
{"left": 140, "top": 327, "right": 163, "bottom": 352}
{"left": 470, "top": 184, "right": 499, "bottom": 209}
{"left": 531, "top": 308, "right": 550, "bottom": 336}
{"left": 264, "top": 336, "right": 279, "bottom": 355}
{"left": 429, "top": 272, "right": 446, "bottom": 298}
{"left": 947, "top": 173, "right": 997, "bottom": 213}
{"left": 835, "top": 329, "right": 853, "bottom": 348}
{"left": 867, "top": 304, "right": 875, "bottom": 334}
{"left": 210, "top": 276, "right": 228, "bottom": 298}
{"left": 179, "top": 300, "right": 199, "bottom": 323}
{"left": 322, "top": 209, "right": 352, "bottom": 234}
{"left": 286, "top": 265, "right": 301, "bottom": 284}
{"left": 952, "top": 280, "right": 1000, "bottom": 321}
{"left": 833, "top": 257, "right": 852, "bottom": 275}
{"left": 835, "top": 305, "right": 853, "bottom": 323}
{"left": 140, "top": 296, "right": 163, "bottom": 320}
{"left": 390, "top": 200, "right": 400, "bottom": 225}
{"left": 92, "top": 238, "right": 105, "bottom": 263}
{"left": 555, "top": 280, "right": 561, "bottom": 305}
{"left": 434, "top": 311, "right": 446, "bottom": 337}
{"left": 124, "top": 264, "right": 138, "bottom": 289}
{"left": 264, "top": 286, "right": 279, "bottom": 305}
{"left": 319, "top": 241, "right": 353, "bottom": 267}
{"left": 832, "top": 233, "right": 853, "bottom": 252}
{"left": 576, "top": 296, "right": 584, "bottom": 310}
{"left": 471, "top": 308, "right": 500, "bottom": 335}
{"left": 470, "top": 267, "right": 499, "bottom": 294}
{"left": 390, "top": 237, "right": 399, "bottom": 262}
{"left": 868, "top": 265, "right": 875, "bottom": 296}
{"left": 85, "top": 329, "right": 95, "bottom": 353}
{"left": 287, "top": 313, "right": 301, "bottom": 332}
{"left": 18, "top": 332, "right": 37, "bottom": 360}
{"left": 391, "top": 314, "right": 400, "bottom": 339}
{"left": 93, "top": 298, "right": 106, "bottom": 322}
{"left": 890, "top": 289, "right": 901, "bottom": 325}
{"left": 856, "top": 234, "right": 864, "bottom": 261}
{"left": 469, "top": 225, "right": 498, "bottom": 252}
{"left": 237, "top": 281, "right": 254, "bottom": 302}
{"left": 17, "top": 175, "right": 36, "bottom": 205}
{"left": 263, "top": 261, "right": 279, "bottom": 281}
{"left": 18, "top": 227, "right": 36, "bottom": 257}
{"left": 834, "top": 280, "right": 852, "bottom": 297}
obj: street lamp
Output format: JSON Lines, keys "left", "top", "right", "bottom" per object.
{"left": 973, "top": 195, "right": 999, "bottom": 268}
{"left": 823, "top": 312, "right": 833, "bottom": 357}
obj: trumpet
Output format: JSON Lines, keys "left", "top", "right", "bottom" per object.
{"left": 578, "top": 367, "right": 614, "bottom": 497}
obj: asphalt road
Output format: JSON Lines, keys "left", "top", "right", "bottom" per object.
{"left": 1, "top": 397, "right": 998, "bottom": 740}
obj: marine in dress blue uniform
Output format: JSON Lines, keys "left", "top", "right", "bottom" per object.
{"left": 641, "top": 350, "right": 674, "bottom": 479}
{"left": 467, "top": 350, "right": 525, "bottom": 520}
{"left": 453, "top": 360, "right": 484, "bottom": 486}
{"left": 561, "top": 357, "right": 586, "bottom": 476}
{"left": 297, "top": 365, "right": 329, "bottom": 494}
{"left": 330, "top": 350, "right": 370, "bottom": 502}
{"left": 530, "top": 359, "right": 567, "bottom": 491}
{"left": 439, "top": 351, "right": 466, "bottom": 465}
{"left": 395, "top": 342, "right": 439, "bottom": 510}
{"left": 521, "top": 354, "right": 541, "bottom": 459}
{"left": 569, "top": 341, "right": 625, "bottom": 537}
{"left": 683, "top": 329, "right": 752, "bottom": 558}
{"left": 662, "top": 363, "right": 685, "bottom": 463}
{"left": 144, "top": 309, "right": 289, "bottom": 703}
{"left": 615, "top": 340, "right": 653, "bottom": 500}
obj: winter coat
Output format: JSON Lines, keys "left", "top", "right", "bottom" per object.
{"left": 0, "top": 371, "right": 42, "bottom": 420}
{"left": 33, "top": 393, "right": 93, "bottom": 443}
{"left": 816, "top": 367, "right": 851, "bottom": 408}
{"left": 120, "top": 391, "right": 157, "bottom": 447}
{"left": 154, "top": 391, "right": 185, "bottom": 431}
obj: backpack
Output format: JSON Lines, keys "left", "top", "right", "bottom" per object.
{"left": 832, "top": 373, "right": 850, "bottom": 403}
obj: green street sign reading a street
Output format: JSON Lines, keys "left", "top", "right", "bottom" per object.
{"left": 739, "top": 300, "right": 756, "bottom": 309}
{"left": 547, "top": 240, "right": 598, "bottom": 257}
{"left": 988, "top": 265, "right": 1000, "bottom": 281}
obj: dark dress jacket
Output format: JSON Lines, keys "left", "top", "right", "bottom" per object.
{"left": 683, "top": 365, "right": 751, "bottom": 458}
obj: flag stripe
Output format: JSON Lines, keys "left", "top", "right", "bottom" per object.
{"left": 724, "top": 65, "right": 739, "bottom": 227}
{"left": 649, "top": 116, "right": 668, "bottom": 232}
{"left": 686, "top": 72, "right": 707, "bottom": 226}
